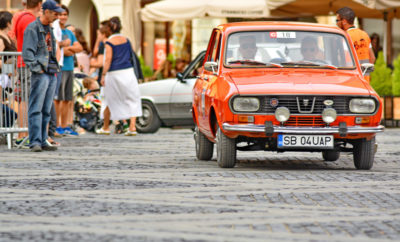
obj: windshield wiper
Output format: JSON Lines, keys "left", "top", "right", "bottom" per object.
{"left": 280, "top": 61, "right": 337, "bottom": 69}
{"left": 228, "top": 59, "right": 282, "bottom": 68}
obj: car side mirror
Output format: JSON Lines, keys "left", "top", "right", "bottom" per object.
{"left": 361, "top": 63, "right": 374, "bottom": 76}
{"left": 176, "top": 72, "right": 186, "bottom": 83}
{"left": 204, "top": 61, "right": 218, "bottom": 74}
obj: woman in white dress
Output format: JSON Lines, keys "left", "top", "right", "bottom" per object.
{"left": 98, "top": 17, "right": 142, "bottom": 136}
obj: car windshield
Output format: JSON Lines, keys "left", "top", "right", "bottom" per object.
{"left": 225, "top": 31, "right": 355, "bottom": 69}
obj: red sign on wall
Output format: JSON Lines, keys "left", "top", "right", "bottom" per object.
{"left": 153, "top": 39, "right": 173, "bottom": 70}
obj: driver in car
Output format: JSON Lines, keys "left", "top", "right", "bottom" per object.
{"left": 301, "top": 37, "right": 324, "bottom": 62}
{"left": 235, "top": 35, "right": 269, "bottom": 62}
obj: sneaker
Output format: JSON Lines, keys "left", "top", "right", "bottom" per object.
{"left": 42, "top": 145, "right": 57, "bottom": 151}
{"left": 30, "top": 145, "right": 42, "bottom": 152}
{"left": 15, "top": 137, "right": 30, "bottom": 149}
{"left": 63, "top": 127, "right": 79, "bottom": 136}
{"left": 96, "top": 128, "right": 111, "bottom": 135}
{"left": 124, "top": 130, "right": 137, "bottom": 136}
{"left": 56, "top": 127, "right": 65, "bottom": 136}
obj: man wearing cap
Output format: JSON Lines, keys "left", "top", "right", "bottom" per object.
{"left": 22, "top": 0, "right": 64, "bottom": 152}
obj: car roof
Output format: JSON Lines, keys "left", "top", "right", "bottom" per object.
{"left": 217, "top": 21, "right": 345, "bottom": 35}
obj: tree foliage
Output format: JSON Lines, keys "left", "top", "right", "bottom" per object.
{"left": 370, "top": 51, "right": 392, "bottom": 96}
{"left": 391, "top": 55, "right": 400, "bottom": 96}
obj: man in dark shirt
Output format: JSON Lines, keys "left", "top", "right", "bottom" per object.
{"left": 22, "top": 0, "right": 63, "bottom": 152}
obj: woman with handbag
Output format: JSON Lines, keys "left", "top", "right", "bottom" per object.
{"left": 98, "top": 17, "right": 142, "bottom": 136}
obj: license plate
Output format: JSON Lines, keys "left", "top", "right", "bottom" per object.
{"left": 278, "top": 134, "right": 334, "bottom": 148}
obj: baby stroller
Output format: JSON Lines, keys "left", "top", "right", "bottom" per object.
{"left": 73, "top": 73, "right": 103, "bottom": 132}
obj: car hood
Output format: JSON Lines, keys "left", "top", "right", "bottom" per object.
{"left": 227, "top": 70, "right": 371, "bottom": 96}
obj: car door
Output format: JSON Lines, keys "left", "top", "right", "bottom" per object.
{"left": 169, "top": 51, "right": 206, "bottom": 119}
{"left": 196, "top": 30, "right": 222, "bottom": 135}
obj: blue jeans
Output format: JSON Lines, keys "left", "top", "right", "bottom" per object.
{"left": 28, "top": 73, "right": 57, "bottom": 148}
{"left": 2, "top": 104, "right": 18, "bottom": 127}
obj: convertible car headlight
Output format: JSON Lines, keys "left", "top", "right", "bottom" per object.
{"left": 232, "top": 97, "right": 260, "bottom": 112}
{"left": 349, "top": 98, "right": 376, "bottom": 113}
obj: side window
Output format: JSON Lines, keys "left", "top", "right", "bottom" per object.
{"left": 188, "top": 56, "right": 205, "bottom": 78}
{"left": 207, "top": 31, "right": 221, "bottom": 63}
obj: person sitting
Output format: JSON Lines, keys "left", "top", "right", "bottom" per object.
{"left": 82, "top": 77, "right": 99, "bottom": 102}
{"left": 300, "top": 37, "right": 325, "bottom": 62}
{"left": 171, "top": 58, "right": 187, "bottom": 77}
{"left": 233, "top": 35, "right": 269, "bottom": 63}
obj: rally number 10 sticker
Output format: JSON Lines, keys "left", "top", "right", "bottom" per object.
{"left": 270, "top": 32, "right": 296, "bottom": 39}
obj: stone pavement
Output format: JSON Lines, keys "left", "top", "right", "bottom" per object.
{"left": 0, "top": 128, "right": 399, "bottom": 241}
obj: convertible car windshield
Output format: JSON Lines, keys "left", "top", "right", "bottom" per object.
{"left": 225, "top": 31, "right": 356, "bottom": 69}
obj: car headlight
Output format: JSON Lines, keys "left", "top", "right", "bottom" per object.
{"left": 232, "top": 97, "right": 260, "bottom": 112}
{"left": 322, "top": 108, "right": 337, "bottom": 124}
{"left": 349, "top": 98, "right": 376, "bottom": 113}
{"left": 275, "top": 107, "right": 290, "bottom": 122}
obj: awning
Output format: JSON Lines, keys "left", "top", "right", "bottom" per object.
{"left": 269, "top": 0, "right": 384, "bottom": 18}
{"left": 140, "top": 0, "right": 270, "bottom": 22}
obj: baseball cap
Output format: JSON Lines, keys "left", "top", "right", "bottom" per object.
{"left": 42, "top": 0, "right": 64, "bottom": 13}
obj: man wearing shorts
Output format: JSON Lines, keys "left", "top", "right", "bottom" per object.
{"left": 56, "top": 4, "right": 82, "bottom": 135}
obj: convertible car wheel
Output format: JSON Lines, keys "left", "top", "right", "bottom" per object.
{"left": 136, "top": 100, "right": 161, "bottom": 133}
{"left": 353, "top": 137, "right": 375, "bottom": 170}
{"left": 194, "top": 125, "right": 214, "bottom": 160}
{"left": 216, "top": 126, "right": 236, "bottom": 168}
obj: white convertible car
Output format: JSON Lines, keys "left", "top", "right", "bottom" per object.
{"left": 136, "top": 51, "right": 206, "bottom": 133}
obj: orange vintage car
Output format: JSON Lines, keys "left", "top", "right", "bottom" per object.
{"left": 192, "top": 22, "right": 384, "bottom": 169}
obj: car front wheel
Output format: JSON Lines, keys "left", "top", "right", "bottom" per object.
{"left": 136, "top": 101, "right": 161, "bottom": 133}
{"left": 194, "top": 125, "right": 214, "bottom": 160}
{"left": 353, "top": 137, "right": 375, "bottom": 170}
{"left": 216, "top": 126, "right": 236, "bottom": 168}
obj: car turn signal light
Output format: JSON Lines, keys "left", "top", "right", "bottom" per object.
{"left": 355, "top": 117, "right": 370, "bottom": 124}
{"left": 238, "top": 115, "right": 254, "bottom": 123}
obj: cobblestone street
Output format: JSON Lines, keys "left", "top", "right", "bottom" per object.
{"left": 0, "top": 128, "right": 399, "bottom": 241}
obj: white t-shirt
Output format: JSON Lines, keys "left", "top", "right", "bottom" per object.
{"left": 0, "top": 74, "right": 10, "bottom": 87}
{"left": 52, "top": 19, "right": 63, "bottom": 66}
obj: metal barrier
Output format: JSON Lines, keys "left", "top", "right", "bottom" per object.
{"left": 0, "top": 51, "right": 30, "bottom": 149}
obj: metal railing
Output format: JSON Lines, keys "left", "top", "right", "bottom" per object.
{"left": 0, "top": 51, "right": 30, "bottom": 149}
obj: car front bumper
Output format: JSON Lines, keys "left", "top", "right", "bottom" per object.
{"left": 222, "top": 123, "right": 385, "bottom": 134}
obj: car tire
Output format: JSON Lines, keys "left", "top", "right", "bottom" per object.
{"left": 194, "top": 125, "right": 214, "bottom": 160}
{"left": 353, "top": 137, "right": 375, "bottom": 170}
{"left": 322, "top": 149, "right": 340, "bottom": 162}
{"left": 136, "top": 101, "right": 161, "bottom": 133}
{"left": 216, "top": 126, "right": 236, "bottom": 168}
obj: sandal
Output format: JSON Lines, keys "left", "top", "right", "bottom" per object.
{"left": 124, "top": 130, "right": 137, "bottom": 136}
{"left": 46, "top": 138, "right": 61, "bottom": 147}
{"left": 96, "top": 128, "right": 111, "bottom": 135}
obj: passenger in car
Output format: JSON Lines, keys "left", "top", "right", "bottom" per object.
{"left": 300, "top": 37, "right": 324, "bottom": 62}
{"left": 234, "top": 35, "right": 270, "bottom": 63}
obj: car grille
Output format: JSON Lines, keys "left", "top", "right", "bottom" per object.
{"left": 259, "top": 95, "right": 351, "bottom": 115}
{"left": 285, "top": 116, "right": 325, "bottom": 126}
